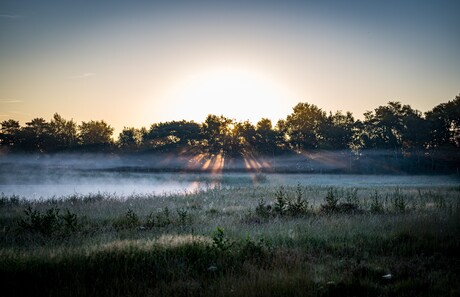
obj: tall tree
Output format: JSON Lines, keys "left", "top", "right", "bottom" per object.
{"left": 200, "top": 115, "right": 234, "bottom": 154}
{"left": 118, "top": 127, "right": 144, "bottom": 150}
{"left": 144, "top": 120, "right": 202, "bottom": 152}
{"left": 20, "top": 118, "right": 53, "bottom": 152}
{"left": 232, "top": 120, "right": 256, "bottom": 155}
{"left": 78, "top": 120, "right": 114, "bottom": 146}
{"left": 49, "top": 113, "right": 78, "bottom": 149}
{"left": 321, "top": 111, "right": 355, "bottom": 150}
{"left": 283, "top": 103, "right": 327, "bottom": 151}
{"left": 255, "top": 118, "right": 278, "bottom": 155}
{"left": 0, "top": 119, "right": 21, "bottom": 149}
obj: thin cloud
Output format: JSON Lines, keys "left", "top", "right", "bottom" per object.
{"left": 69, "top": 72, "right": 96, "bottom": 79}
{"left": 9, "top": 110, "right": 31, "bottom": 116}
{"left": 0, "top": 99, "right": 23, "bottom": 104}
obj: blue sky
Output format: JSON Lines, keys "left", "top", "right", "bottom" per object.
{"left": 1, "top": 0, "right": 459, "bottom": 133}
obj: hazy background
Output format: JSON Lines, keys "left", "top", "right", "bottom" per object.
{"left": 1, "top": 154, "right": 458, "bottom": 199}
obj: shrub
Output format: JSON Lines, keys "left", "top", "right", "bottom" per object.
{"left": 370, "top": 190, "right": 385, "bottom": 213}
{"left": 145, "top": 211, "right": 155, "bottom": 229}
{"left": 320, "top": 188, "right": 340, "bottom": 213}
{"left": 212, "top": 227, "right": 233, "bottom": 251}
{"left": 176, "top": 208, "right": 189, "bottom": 226}
{"left": 240, "top": 234, "right": 268, "bottom": 262}
{"left": 287, "top": 184, "right": 308, "bottom": 216}
{"left": 325, "top": 187, "right": 339, "bottom": 208}
{"left": 255, "top": 199, "right": 272, "bottom": 219}
{"left": 113, "top": 208, "right": 140, "bottom": 230}
{"left": 18, "top": 206, "right": 61, "bottom": 236}
{"left": 392, "top": 188, "right": 407, "bottom": 213}
{"left": 156, "top": 207, "right": 171, "bottom": 227}
{"left": 345, "top": 188, "right": 359, "bottom": 205}
{"left": 61, "top": 209, "right": 79, "bottom": 232}
{"left": 274, "top": 186, "right": 287, "bottom": 216}
{"left": 18, "top": 207, "right": 80, "bottom": 236}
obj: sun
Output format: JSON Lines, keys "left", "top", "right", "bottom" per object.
{"left": 164, "top": 68, "right": 292, "bottom": 124}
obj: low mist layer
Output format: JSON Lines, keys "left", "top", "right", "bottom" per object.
{"left": 1, "top": 154, "right": 458, "bottom": 199}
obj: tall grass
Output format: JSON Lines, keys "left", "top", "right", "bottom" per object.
{"left": 1, "top": 185, "right": 459, "bottom": 296}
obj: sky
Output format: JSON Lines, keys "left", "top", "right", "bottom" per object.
{"left": 1, "top": 0, "right": 459, "bottom": 135}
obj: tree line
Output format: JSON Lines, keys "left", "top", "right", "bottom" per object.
{"left": 1, "top": 94, "right": 459, "bottom": 170}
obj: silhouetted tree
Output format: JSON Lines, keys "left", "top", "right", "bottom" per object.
{"left": 49, "top": 113, "right": 78, "bottom": 150}
{"left": 144, "top": 120, "right": 201, "bottom": 152}
{"left": 446, "top": 94, "right": 460, "bottom": 146}
{"left": 254, "top": 118, "right": 278, "bottom": 155}
{"left": 1, "top": 94, "right": 459, "bottom": 173}
{"left": 118, "top": 127, "right": 144, "bottom": 151}
{"left": 19, "top": 118, "right": 53, "bottom": 152}
{"left": 361, "top": 102, "right": 405, "bottom": 150}
{"left": 78, "top": 120, "right": 114, "bottom": 147}
{"left": 283, "top": 103, "right": 327, "bottom": 151}
{"left": 427, "top": 94, "right": 460, "bottom": 148}
{"left": 200, "top": 115, "right": 234, "bottom": 154}
{"left": 321, "top": 111, "right": 355, "bottom": 150}
{"left": 0, "top": 119, "right": 21, "bottom": 149}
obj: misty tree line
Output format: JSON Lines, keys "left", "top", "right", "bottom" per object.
{"left": 1, "top": 95, "right": 459, "bottom": 169}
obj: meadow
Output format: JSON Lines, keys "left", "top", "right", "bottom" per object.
{"left": 1, "top": 182, "right": 459, "bottom": 296}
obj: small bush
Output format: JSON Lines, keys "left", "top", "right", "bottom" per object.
{"left": 113, "top": 208, "right": 140, "bottom": 230}
{"left": 325, "top": 187, "right": 340, "bottom": 209}
{"left": 255, "top": 199, "right": 272, "bottom": 219}
{"left": 370, "top": 190, "right": 385, "bottom": 213}
{"left": 176, "top": 208, "right": 189, "bottom": 226}
{"left": 18, "top": 206, "right": 80, "bottom": 236}
{"left": 240, "top": 234, "right": 268, "bottom": 262}
{"left": 61, "top": 209, "right": 79, "bottom": 232}
{"left": 145, "top": 211, "right": 155, "bottom": 229}
{"left": 321, "top": 188, "right": 362, "bottom": 214}
{"left": 0, "top": 194, "right": 21, "bottom": 207}
{"left": 320, "top": 188, "right": 340, "bottom": 213}
{"left": 345, "top": 188, "right": 359, "bottom": 205}
{"left": 274, "top": 186, "right": 287, "bottom": 216}
{"left": 156, "top": 207, "right": 171, "bottom": 227}
{"left": 212, "top": 227, "right": 233, "bottom": 251}
{"left": 392, "top": 188, "right": 407, "bottom": 213}
{"left": 287, "top": 184, "right": 308, "bottom": 216}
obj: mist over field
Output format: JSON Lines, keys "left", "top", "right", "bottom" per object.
{"left": 1, "top": 153, "right": 458, "bottom": 199}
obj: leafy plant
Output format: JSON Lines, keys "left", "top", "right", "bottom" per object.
{"left": 325, "top": 187, "right": 339, "bottom": 208}
{"left": 145, "top": 211, "right": 155, "bottom": 229}
{"left": 176, "top": 208, "right": 189, "bottom": 226}
{"left": 287, "top": 184, "right": 308, "bottom": 216}
{"left": 255, "top": 199, "right": 271, "bottom": 219}
{"left": 156, "top": 207, "right": 171, "bottom": 227}
{"left": 113, "top": 208, "right": 140, "bottom": 230}
{"left": 61, "top": 209, "right": 79, "bottom": 232}
{"left": 392, "top": 188, "right": 407, "bottom": 213}
{"left": 345, "top": 188, "right": 359, "bottom": 205}
{"left": 18, "top": 206, "right": 61, "bottom": 236}
{"left": 18, "top": 207, "right": 80, "bottom": 236}
{"left": 370, "top": 190, "right": 384, "bottom": 213}
{"left": 240, "top": 234, "right": 268, "bottom": 262}
{"left": 212, "top": 227, "right": 233, "bottom": 251}
{"left": 274, "top": 186, "right": 287, "bottom": 216}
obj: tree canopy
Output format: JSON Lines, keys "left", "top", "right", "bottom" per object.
{"left": 1, "top": 94, "right": 459, "bottom": 172}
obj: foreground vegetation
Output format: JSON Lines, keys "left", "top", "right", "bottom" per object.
{"left": 1, "top": 185, "right": 459, "bottom": 296}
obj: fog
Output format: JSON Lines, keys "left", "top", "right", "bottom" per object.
{"left": 1, "top": 154, "right": 458, "bottom": 200}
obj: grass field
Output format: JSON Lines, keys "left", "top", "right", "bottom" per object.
{"left": 1, "top": 184, "right": 459, "bottom": 296}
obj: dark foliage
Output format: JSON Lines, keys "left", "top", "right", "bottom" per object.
{"left": 1, "top": 94, "right": 459, "bottom": 173}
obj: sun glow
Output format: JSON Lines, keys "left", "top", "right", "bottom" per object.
{"left": 164, "top": 68, "right": 292, "bottom": 123}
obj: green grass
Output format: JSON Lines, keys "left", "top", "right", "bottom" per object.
{"left": 1, "top": 185, "right": 459, "bottom": 296}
